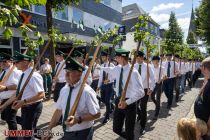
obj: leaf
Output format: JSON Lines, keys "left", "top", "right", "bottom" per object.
{"left": 26, "top": 24, "right": 37, "bottom": 29}
{"left": 2, "top": 28, "right": 13, "bottom": 40}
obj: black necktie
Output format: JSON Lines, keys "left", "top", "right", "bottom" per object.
{"left": 0, "top": 70, "right": 6, "bottom": 81}
{"left": 138, "top": 64, "right": 141, "bottom": 75}
{"left": 167, "top": 62, "right": 171, "bottom": 77}
{"left": 102, "top": 64, "right": 106, "bottom": 81}
{"left": 55, "top": 63, "right": 60, "bottom": 74}
{"left": 16, "top": 73, "right": 25, "bottom": 96}
{"left": 91, "top": 65, "right": 94, "bottom": 74}
{"left": 63, "top": 86, "right": 74, "bottom": 131}
{"left": 119, "top": 67, "right": 123, "bottom": 97}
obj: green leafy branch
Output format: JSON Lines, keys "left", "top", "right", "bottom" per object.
{"left": 134, "top": 15, "right": 150, "bottom": 43}
{"left": 145, "top": 37, "right": 157, "bottom": 57}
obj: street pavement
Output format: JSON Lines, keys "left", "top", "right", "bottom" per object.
{"left": 0, "top": 78, "right": 203, "bottom": 140}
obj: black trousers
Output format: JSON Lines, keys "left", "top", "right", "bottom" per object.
{"left": 137, "top": 89, "right": 149, "bottom": 129}
{"left": 113, "top": 98, "right": 136, "bottom": 140}
{"left": 163, "top": 78, "right": 175, "bottom": 107}
{"left": 90, "top": 79, "right": 99, "bottom": 91}
{"left": 53, "top": 82, "right": 66, "bottom": 102}
{"left": 151, "top": 83, "right": 162, "bottom": 116}
{"left": 175, "top": 76, "right": 181, "bottom": 101}
{"left": 62, "top": 127, "right": 94, "bottom": 140}
{"left": 192, "top": 69, "right": 201, "bottom": 86}
{"left": 187, "top": 71, "right": 192, "bottom": 88}
{"left": 21, "top": 102, "right": 43, "bottom": 140}
{"left": 1, "top": 99, "right": 18, "bottom": 140}
{"left": 101, "top": 83, "right": 114, "bottom": 119}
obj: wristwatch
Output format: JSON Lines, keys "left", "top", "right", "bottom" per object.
{"left": 77, "top": 116, "right": 82, "bottom": 124}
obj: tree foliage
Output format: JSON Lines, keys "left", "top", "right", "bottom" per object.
{"left": 144, "top": 37, "right": 157, "bottom": 57}
{"left": 0, "top": 0, "right": 48, "bottom": 56}
{"left": 165, "top": 12, "right": 184, "bottom": 54}
{"left": 195, "top": 0, "right": 210, "bottom": 45}
{"left": 187, "top": 31, "right": 198, "bottom": 44}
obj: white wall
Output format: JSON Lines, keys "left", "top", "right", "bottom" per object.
{"left": 83, "top": 11, "right": 120, "bottom": 30}
{"left": 122, "top": 32, "right": 161, "bottom": 53}
{"left": 111, "top": 0, "right": 122, "bottom": 13}
{"left": 122, "top": 32, "right": 138, "bottom": 51}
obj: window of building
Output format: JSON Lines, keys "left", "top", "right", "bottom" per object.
{"left": 22, "top": 6, "right": 32, "bottom": 11}
{"left": 155, "top": 27, "right": 159, "bottom": 35}
{"left": 0, "top": 36, "right": 13, "bottom": 55}
{"left": 73, "top": 8, "right": 83, "bottom": 24}
{"left": 150, "top": 23, "right": 153, "bottom": 30}
{"left": 0, "top": 36, "right": 10, "bottom": 46}
{"left": 101, "top": 0, "right": 111, "bottom": 6}
{"left": 20, "top": 40, "right": 39, "bottom": 54}
{"left": 55, "top": 6, "right": 69, "bottom": 21}
{"left": 126, "top": 10, "right": 133, "bottom": 15}
{"left": 34, "top": 5, "right": 46, "bottom": 15}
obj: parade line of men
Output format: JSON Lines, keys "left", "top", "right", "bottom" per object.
{"left": 0, "top": 48, "right": 201, "bottom": 140}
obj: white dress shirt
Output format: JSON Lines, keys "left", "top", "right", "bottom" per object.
{"left": 151, "top": 64, "right": 166, "bottom": 83}
{"left": 192, "top": 62, "right": 196, "bottom": 74}
{"left": 195, "top": 62, "right": 201, "bottom": 70}
{"left": 92, "top": 63, "right": 101, "bottom": 80}
{"left": 56, "top": 81, "right": 100, "bottom": 132}
{"left": 179, "top": 62, "right": 187, "bottom": 75}
{"left": 101, "top": 64, "right": 145, "bottom": 105}
{"left": 184, "top": 62, "right": 190, "bottom": 73}
{"left": 188, "top": 62, "right": 193, "bottom": 72}
{"left": 20, "top": 67, "right": 45, "bottom": 102}
{"left": 0, "top": 66, "right": 22, "bottom": 99}
{"left": 40, "top": 64, "right": 52, "bottom": 74}
{"left": 164, "top": 61, "right": 179, "bottom": 78}
{"left": 81, "top": 65, "right": 92, "bottom": 85}
{"left": 98, "top": 62, "right": 115, "bottom": 88}
{"left": 134, "top": 62, "right": 156, "bottom": 91}
{"left": 55, "top": 60, "right": 66, "bottom": 83}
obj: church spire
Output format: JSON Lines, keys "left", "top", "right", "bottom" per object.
{"left": 187, "top": 0, "right": 196, "bottom": 37}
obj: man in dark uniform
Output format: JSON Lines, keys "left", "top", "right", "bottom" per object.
{"left": 97, "top": 50, "right": 115, "bottom": 124}
{"left": 134, "top": 51, "right": 155, "bottom": 135}
{"left": 151, "top": 56, "right": 166, "bottom": 120}
{"left": 194, "top": 57, "right": 210, "bottom": 139}
{"left": 174, "top": 54, "right": 181, "bottom": 102}
{"left": 101, "top": 48, "right": 145, "bottom": 140}
{"left": 163, "top": 53, "right": 179, "bottom": 109}
{"left": 53, "top": 50, "right": 66, "bottom": 102}
{"left": 187, "top": 59, "right": 193, "bottom": 89}
{"left": 2, "top": 52, "right": 45, "bottom": 140}
{"left": 43, "top": 57, "right": 100, "bottom": 140}
{"left": 0, "top": 53, "right": 22, "bottom": 140}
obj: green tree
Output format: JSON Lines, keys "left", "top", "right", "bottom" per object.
{"left": 195, "top": 0, "right": 210, "bottom": 45}
{"left": 165, "top": 12, "right": 184, "bottom": 54}
{"left": 187, "top": 31, "right": 198, "bottom": 44}
{"left": 0, "top": 0, "right": 47, "bottom": 54}
{"left": 0, "top": 0, "right": 100, "bottom": 68}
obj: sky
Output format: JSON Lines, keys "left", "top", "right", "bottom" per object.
{"left": 122, "top": 0, "right": 201, "bottom": 40}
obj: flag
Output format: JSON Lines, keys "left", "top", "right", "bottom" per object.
{"left": 93, "top": 25, "right": 97, "bottom": 33}
{"left": 97, "top": 26, "right": 104, "bottom": 35}
{"left": 77, "top": 21, "right": 80, "bottom": 29}
{"left": 79, "top": 20, "right": 85, "bottom": 31}
{"left": 71, "top": 19, "right": 74, "bottom": 28}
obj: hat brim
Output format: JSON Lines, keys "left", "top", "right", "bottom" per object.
{"left": 65, "top": 68, "right": 84, "bottom": 72}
